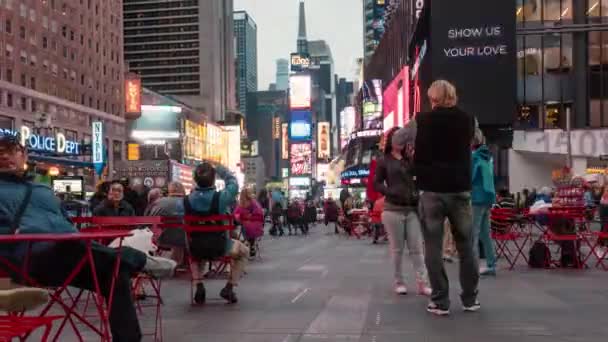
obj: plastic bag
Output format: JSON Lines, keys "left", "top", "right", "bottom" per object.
{"left": 109, "top": 228, "right": 157, "bottom": 255}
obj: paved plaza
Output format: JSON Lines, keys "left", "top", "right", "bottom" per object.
{"left": 53, "top": 225, "right": 607, "bottom": 341}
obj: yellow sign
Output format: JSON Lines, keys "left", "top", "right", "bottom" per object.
{"left": 184, "top": 120, "right": 228, "bottom": 165}
{"left": 317, "top": 121, "right": 330, "bottom": 159}
{"left": 127, "top": 143, "right": 140, "bottom": 161}
{"left": 273, "top": 117, "right": 281, "bottom": 140}
{"left": 281, "top": 123, "right": 289, "bottom": 160}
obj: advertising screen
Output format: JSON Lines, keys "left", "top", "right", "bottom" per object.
{"left": 429, "top": 0, "right": 516, "bottom": 125}
{"left": 291, "top": 53, "right": 311, "bottom": 72}
{"left": 317, "top": 122, "right": 330, "bottom": 159}
{"left": 340, "top": 107, "right": 356, "bottom": 148}
{"left": 289, "top": 75, "right": 311, "bottom": 109}
{"left": 52, "top": 177, "right": 84, "bottom": 196}
{"left": 131, "top": 105, "right": 181, "bottom": 141}
{"left": 290, "top": 143, "right": 312, "bottom": 176}
{"left": 125, "top": 74, "right": 142, "bottom": 118}
{"left": 316, "top": 163, "right": 329, "bottom": 183}
{"left": 281, "top": 123, "right": 289, "bottom": 159}
{"left": 383, "top": 67, "right": 410, "bottom": 132}
{"left": 362, "top": 79, "right": 383, "bottom": 130}
{"left": 290, "top": 110, "right": 312, "bottom": 141}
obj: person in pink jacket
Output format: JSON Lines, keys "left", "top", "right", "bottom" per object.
{"left": 234, "top": 188, "right": 265, "bottom": 257}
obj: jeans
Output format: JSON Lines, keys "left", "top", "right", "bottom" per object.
{"left": 472, "top": 205, "right": 497, "bottom": 270}
{"left": 419, "top": 191, "right": 479, "bottom": 309}
{"left": 381, "top": 210, "right": 428, "bottom": 284}
{"left": 26, "top": 242, "right": 146, "bottom": 342}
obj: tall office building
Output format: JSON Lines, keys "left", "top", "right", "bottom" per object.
{"left": 0, "top": 0, "right": 127, "bottom": 179}
{"left": 296, "top": 0, "right": 308, "bottom": 54}
{"left": 363, "top": 0, "right": 387, "bottom": 63}
{"left": 234, "top": 11, "right": 257, "bottom": 118}
{"left": 275, "top": 59, "right": 289, "bottom": 91}
{"left": 123, "top": 0, "right": 236, "bottom": 122}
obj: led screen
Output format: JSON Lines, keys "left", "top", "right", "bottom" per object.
{"left": 290, "top": 143, "right": 312, "bottom": 176}
{"left": 289, "top": 75, "right": 311, "bottom": 109}
{"left": 290, "top": 110, "right": 312, "bottom": 141}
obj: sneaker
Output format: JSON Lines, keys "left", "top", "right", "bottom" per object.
{"left": 0, "top": 287, "right": 49, "bottom": 312}
{"left": 144, "top": 255, "right": 177, "bottom": 279}
{"left": 220, "top": 285, "right": 238, "bottom": 304}
{"left": 194, "top": 283, "right": 206, "bottom": 305}
{"left": 463, "top": 300, "right": 481, "bottom": 312}
{"left": 416, "top": 281, "right": 432, "bottom": 296}
{"left": 394, "top": 283, "right": 408, "bottom": 295}
{"left": 480, "top": 267, "right": 496, "bottom": 276}
{"left": 427, "top": 302, "right": 450, "bottom": 316}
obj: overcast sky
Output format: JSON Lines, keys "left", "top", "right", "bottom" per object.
{"left": 234, "top": 0, "right": 364, "bottom": 91}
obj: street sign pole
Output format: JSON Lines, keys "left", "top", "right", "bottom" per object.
{"left": 566, "top": 107, "right": 572, "bottom": 169}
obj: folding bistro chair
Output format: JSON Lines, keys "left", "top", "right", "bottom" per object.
{"left": 89, "top": 216, "right": 165, "bottom": 341}
{"left": 0, "top": 315, "right": 62, "bottom": 342}
{"left": 183, "top": 214, "right": 235, "bottom": 304}
{"left": 490, "top": 208, "right": 531, "bottom": 269}
{"left": 544, "top": 212, "right": 584, "bottom": 269}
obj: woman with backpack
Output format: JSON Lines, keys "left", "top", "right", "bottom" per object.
{"left": 471, "top": 128, "right": 497, "bottom": 276}
{"left": 373, "top": 127, "right": 431, "bottom": 296}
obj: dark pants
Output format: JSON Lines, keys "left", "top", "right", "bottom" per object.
{"left": 419, "top": 191, "right": 479, "bottom": 309}
{"left": 27, "top": 242, "right": 146, "bottom": 342}
{"left": 600, "top": 205, "right": 608, "bottom": 246}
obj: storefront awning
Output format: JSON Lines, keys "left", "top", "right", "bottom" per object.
{"left": 28, "top": 154, "right": 93, "bottom": 168}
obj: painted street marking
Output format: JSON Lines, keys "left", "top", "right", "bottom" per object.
{"left": 291, "top": 288, "right": 310, "bottom": 303}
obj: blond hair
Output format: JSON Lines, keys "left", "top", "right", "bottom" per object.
{"left": 428, "top": 80, "right": 458, "bottom": 108}
{"left": 239, "top": 188, "right": 254, "bottom": 207}
{"left": 168, "top": 182, "right": 186, "bottom": 197}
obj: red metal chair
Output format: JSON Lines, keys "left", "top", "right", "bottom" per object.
{"left": 0, "top": 315, "right": 62, "bottom": 342}
{"left": 183, "top": 215, "right": 235, "bottom": 304}
{"left": 580, "top": 229, "right": 608, "bottom": 270}
{"left": 544, "top": 212, "right": 585, "bottom": 269}
{"left": 490, "top": 209, "right": 531, "bottom": 270}
{"left": 86, "top": 216, "right": 165, "bottom": 341}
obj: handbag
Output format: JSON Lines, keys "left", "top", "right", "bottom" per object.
{"left": 109, "top": 228, "right": 157, "bottom": 256}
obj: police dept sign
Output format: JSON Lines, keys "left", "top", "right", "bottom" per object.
{"left": 1, "top": 126, "right": 80, "bottom": 155}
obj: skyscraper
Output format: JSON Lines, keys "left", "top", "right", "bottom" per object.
{"left": 297, "top": 0, "right": 308, "bottom": 54}
{"left": 123, "top": 0, "right": 236, "bottom": 122}
{"left": 275, "top": 59, "right": 289, "bottom": 91}
{"left": 234, "top": 11, "right": 258, "bottom": 118}
{"left": 363, "top": 0, "right": 386, "bottom": 63}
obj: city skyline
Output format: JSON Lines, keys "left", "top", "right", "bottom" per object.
{"left": 234, "top": 0, "right": 364, "bottom": 90}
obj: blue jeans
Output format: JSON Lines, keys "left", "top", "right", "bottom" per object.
{"left": 419, "top": 191, "right": 479, "bottom": 309}
{"left": 472, "top": 205, "right": 497, "bottom": 270}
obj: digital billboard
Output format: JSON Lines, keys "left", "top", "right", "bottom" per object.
{"left": 290, "top": 53, "right": 311, "bottom": 72}
{"left": 340, "top": 107, "right": 356, "bottom": 148}
{"left": 383, "top": 67, "right": 410, "bottom": 132}
{"left": 290, "top": 142, "right": 312, "bottom": 176}
{"left": 317, "top": 121, "right": 330, "bottom": 159}
{"left": 289, "top": 110, "right": 312, "bottom": 141}
{"left": 429, "top": 0, "right": 516, "bottom": 125}
{"left": 125, "top": 73, "right": 142, "bottom": 119}
{"left": 362, "top": 79, "right": 383, "bottom": 130}
{"left": 289, "top": 75, "right": 311, "bottom": 109}
{"left": 281, "top": 123, "right": 289, "bottom": 159}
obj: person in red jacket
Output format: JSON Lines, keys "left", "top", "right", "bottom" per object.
{"left": 370, "top": 196, "right": 385, "bottom": 243}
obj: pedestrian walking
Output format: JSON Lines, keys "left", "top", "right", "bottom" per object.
{"left": 471, "top": 128, "right": 497, "bottom": 276}
{"left": 406, "top": 79, "right": 480, "bottom": 315}
{"left": 373, "top": 127, "right": 431, "bottom": 296}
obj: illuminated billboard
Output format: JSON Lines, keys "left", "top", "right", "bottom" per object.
{"left": 290, "top": 53, "right": 311, "bottom": 72}
{"left": 383, "top": 67, "right": 410, "bottom": 132}
{"left": 273, "top": 117, "right": 281, "bottom": 139}
{"left": 125, "top": 74, "right": 142, "bottom": 116}
{"left": 183, "top": 120, "right": 228, "bottom": 165}
{"left": 281, "top": 123, "right": 289, "bottom": 159}
{"left": 289, "top": 110, "right": 312, "bottom": 141}
{"left": 317, "top": 121, "right": 330, "bottom": 159}
{"left": 316, "top": 163, "right": 329, "bottom": 182}
{"left": 340, "top": 107, "right": 356, "bottom": 148}
{"left": 362, "top": 79, "right": 383, "bottom": 130}
{"left": 289, "top": 75, "right": 311, "bottom": 109}
{"left": 290, "top": 142, "right": 312, "bottom": 176}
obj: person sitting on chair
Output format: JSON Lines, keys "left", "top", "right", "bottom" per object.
{"left": 0, "top": 133, "right": 175, "bottom": 341}
{"left": 177, "top": 162, "right": 249, "bottom": 304}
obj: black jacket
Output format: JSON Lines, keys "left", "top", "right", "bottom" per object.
{"left": 373, "top": 155, "right": 418, "bottom": 207}
{"left": 93, "top": 200, "right": 136, "bottom": 217}
{"left": 413, "top": 106, "right": 475, "bottom": 193}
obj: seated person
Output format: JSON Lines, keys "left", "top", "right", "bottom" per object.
{"left": 0, "top": 134, "right": 175, "bottom": 341}
{"left": 93, "top": 181, "right": 136, "bottom": 217}
{"left": 176, "top": 162, "right": 249, "bottom": 304}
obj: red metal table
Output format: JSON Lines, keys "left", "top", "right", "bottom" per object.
{"left": 0, "top": 231, "right": 132, "bottom": 341}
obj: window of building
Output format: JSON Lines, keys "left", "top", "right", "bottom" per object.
{"left": 30, "top": 55, "right": 36, "bottom": 67}
{"left": 43, "top": 60, "right": 49, "bottom": 71}
{"left": 20, "top": 97, "right": 26, "bottom": 110}
{"left": 5, "top": 69, "right": 12, "bottom": 82}
{"left": 31, "top": 100, "right": 36, "bottom": 112}
{"left": 51, "top": 64, "right": 58, "bottom": 76}
{"left": 5, "top": 19, "right": 11, "bottom": 34}
{"left": 4, "top": 0, "right": 13, "bottom": 10}
{"left": 51, "top": 20, "right": 57, "bottom": 33}
{"left": 19, "top": 3, "right": 25, "bottom": 17}
{"left": 20, "top": 73, "right": 26, "bottom": 87}
{"left": 42, "top": 36, "right": 48, "bottom": 48}
{"left": 5, "top": 44, "right": 12, "bottom": 59}
{"left": 6, "top": 94, "right": 12, "bottom": 107}
{"left": 19, "top": 26, "right": 25, "bottom": 39}
{"left": 42, "top": 16, "right": 48, "bottom": 29}
{"left": 30, "top": 77, "right": 36, "bottom": 90}
{"left": 19, "top": 51, "right": 27, "bottom": 64}
{"left": 0, "top": 116, "right": 14, "bottom": 130}
{"left": 29, "top": 9, "right": 35, "bottom": 22}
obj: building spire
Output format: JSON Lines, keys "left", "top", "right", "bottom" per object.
{"left": 297, "top": 0, "right": 308, "bottom": 54}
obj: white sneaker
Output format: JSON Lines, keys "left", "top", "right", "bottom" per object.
{"left": 463, "top": 300, "right": 481, "bottom": 312}
{"left": 416, "top": 281, "right": 432, "bottom": 296}
{"left": 427, "top": 302, "right": 450, "bottom": 316}
{"left": 394, "top": 283, "right": 408, "bottom": 295}
{"left": 144, "top": 255, "right": 177, "bottom": 279}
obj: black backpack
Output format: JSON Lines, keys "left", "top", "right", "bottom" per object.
{"left": 184, "top": 191, "right": 227, "bottom": 260}
{"left": 528, "top": 241, "right": 550, "bottom": 268}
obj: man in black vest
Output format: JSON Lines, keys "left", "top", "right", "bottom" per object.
{"left": 406, "top": 80, "right": 480, "bottom": 316}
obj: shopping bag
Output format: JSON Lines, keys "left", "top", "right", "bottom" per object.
{"left": 109, "top": 228, "right": 157, "bottom": 255}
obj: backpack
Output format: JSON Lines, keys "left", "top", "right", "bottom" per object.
{"left": 528, "top": 241, "right": 550, "bottom": 268}
{"left": 184, "top": 191, "right": 227, "bottom": 260}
